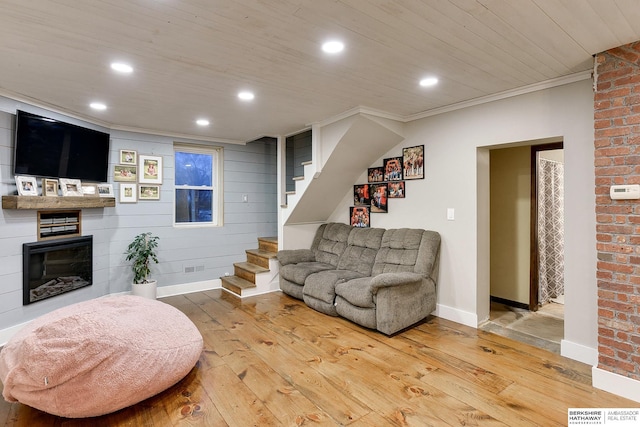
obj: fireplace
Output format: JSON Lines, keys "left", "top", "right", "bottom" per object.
{"left": 23, "top": 236, "right": 93, "bottom": 305}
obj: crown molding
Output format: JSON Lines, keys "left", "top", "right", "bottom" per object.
{"left": 406, "top": 70, "right": 593, "bottom": 122}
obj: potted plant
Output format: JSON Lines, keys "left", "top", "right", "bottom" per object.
{"left": 125, "top": 232, "right": 159, "bottom": 299}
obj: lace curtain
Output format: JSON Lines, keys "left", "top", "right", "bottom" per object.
{"left": 538, "top": 158, "right": 565, "bottom": 304}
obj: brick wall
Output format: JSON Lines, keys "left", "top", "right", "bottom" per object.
{"left": 595, "top": 41, "right": 640, "bottom": 380}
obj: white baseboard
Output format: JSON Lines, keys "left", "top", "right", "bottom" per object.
{"left": 156, "top": 279, "right": 221, "bottom": 298}
{"left": 561, "top": 339, "right": 598, "bottom": 366}
{"left": 434, "top": 303, "right": 477, "bottom": 328}
{"left": 592, "top": 366, "right": 640, "bottom": 403}
{"left": 0, "top": 321, "right": 30, "bottom": 347}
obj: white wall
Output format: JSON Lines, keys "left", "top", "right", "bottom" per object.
{"left": 329, "top": 78, "right": 596, "bottom": 363}
{"left": 0, "top": 100, "right": 277, "bottom": 334}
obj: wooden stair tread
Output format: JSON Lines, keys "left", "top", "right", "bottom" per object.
{"left": 258, "top": 236, "right": 277, "bottom": 244}
{"left": 221, "top": 275, "right": 256, "bottom": 289}
{"left": 246, "top": 248, "right": 277, "bottom": 259}
{"left": 234, "top": 262, "right": 269, "bottom": 274}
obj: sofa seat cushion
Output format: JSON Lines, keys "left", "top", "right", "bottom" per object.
{"left": 0, "top": 295, "right": 203, "bottom": 418}
{"left": 280, "top": 262, "right": 335, "bottom": 285}
{"left": 303, "top": 270, "right": 365, "bottom": 304}
{"left": 334, "top": 277, "right": 376, "bottom": 308}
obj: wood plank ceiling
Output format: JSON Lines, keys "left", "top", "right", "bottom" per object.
{"left": 1, "top": 0, "right": 639, "bottom": 142}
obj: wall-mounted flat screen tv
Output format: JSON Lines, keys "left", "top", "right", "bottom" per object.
{"left": 14, "top": 110, "right": 110, "bottom": 182}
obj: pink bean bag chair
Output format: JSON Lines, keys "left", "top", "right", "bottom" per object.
{"left": 0, "top": 295, "right": 203, "bottom": 418}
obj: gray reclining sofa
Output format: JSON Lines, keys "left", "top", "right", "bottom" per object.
{"left": 277, "top": 222, "right": 441, "bottom": 335}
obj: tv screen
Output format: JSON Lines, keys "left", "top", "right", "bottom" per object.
{"left": 14, "top": 110, "right": 110, "bottom": 182}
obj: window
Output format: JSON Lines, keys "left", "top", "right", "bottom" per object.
{"left": 174, "top": 144, "right": 223, "bottom": 226}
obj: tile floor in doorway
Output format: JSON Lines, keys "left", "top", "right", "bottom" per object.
{"left": 479, "top": 301, "right": 564, "bottom": 354}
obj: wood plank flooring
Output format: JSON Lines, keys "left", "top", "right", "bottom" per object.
{"left": 0, "top": 289, "right": 637, "bottom": 426}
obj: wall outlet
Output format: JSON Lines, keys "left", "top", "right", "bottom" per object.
{"left": 242, "top": 194, "right": 248, "bottom": 203}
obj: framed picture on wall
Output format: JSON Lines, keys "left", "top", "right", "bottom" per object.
{"left": 367, "top": 167, "right": 384, "bottom": 183}
{"left": 119, "top": 183, "right": 137, "bottom": 203}
{"left": 370, "top": 183, "right": 388, "bottom": 213}
{"left": 353, "top": 184, "right": 370, "bottom": 205}
{"left": 388, "top": 181, "right": 405, "bottom": 198}
{"left": 402, "top": 145, "right": 424, "bottom": 180}
{"left": 119, "top": 149, "right": 137, "bottom": 165}
{"left": 139, "top": 155, "right": 162, "bottom": 184}
{"left": 139, "top": 185, "right": 160, "bottom": 200}
{"left": 350, "top": 206, "right": 370, "bottom": 228}
{"left": 383, "top": 157, "right": 403, "bottom": 181}
{"left": 114, "top": 165, "right": 137, "bottom": 182}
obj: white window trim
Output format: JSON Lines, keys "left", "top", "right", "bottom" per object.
{"left": 173, "top": 143, "right": 224, "bottom": 227}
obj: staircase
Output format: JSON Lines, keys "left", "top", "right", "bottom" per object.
{"left": 221, "top": 237, "right": 279, "bottom": 297}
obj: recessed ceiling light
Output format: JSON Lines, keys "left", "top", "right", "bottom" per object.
{"left": 322, "top": 40, "right": 344, "bottom": 54}
{"left": 419, "top": 77, "right": 439, "bottom": 87}
{"left": 196, "top": 119, "right": 210, "bottom": 126}
{"left": 90, "top": 102, "right": 107, "bottom": 111}
{"left": 238, "top": 91, "right": 255, "bottom": 101}
{"left": 110, "top": 62, "right": 133, "bottom": 73}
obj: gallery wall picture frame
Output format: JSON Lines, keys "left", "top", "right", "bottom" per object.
{"left": 81, "top": 183, "right": 100, "bottom": 197}
{"left": 388, "top": 181, "right": 406, "bottom": 198}
{"left": 42, "top": 178, "right": 59, "bottom": 197}
{"left": 367, "top": 167, "right": 385, "bottom": 183}
{"left": 402, "top": 145, "right": 424, "bottom": 180}
{"left": 114, "top": 165, "right": 137, "bottom": 182}
{"left": 15, "top": 176, "right": 38, "bottom": 196}
{"left": 139, "top": 155, "right": 162, "bottom": 184}
{"left": 119, "top": 149, "right": 137, "bottom": 165}
{"left": 353, "top": 184, "right": 370, "bottom": 206}
{"left": 59, "top": 178, "right": 83, "bottom": 197}
{"left": 370, "top": 183, "right": 388, "bottom": 213}
{"left": 97, "top": 183, "right": 114, "bottom": 198}
{"left": 139, "top": 185, "right": 160, "bottom": 200}
{"left": 119, "top": 183, "right": 137, "bottom": 203}
{"left": 350, "top": 206, "right": 371, "bottom": 228}
{"left": 383, "top": 157, "right": 403, "bottom": 181}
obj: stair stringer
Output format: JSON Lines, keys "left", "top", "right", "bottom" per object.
{"left": 284, "top": 113, "right": 404, "bottom": 225}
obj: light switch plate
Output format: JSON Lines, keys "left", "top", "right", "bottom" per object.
{"left": 447, "top": 208, "right": 455, "bottom": 221}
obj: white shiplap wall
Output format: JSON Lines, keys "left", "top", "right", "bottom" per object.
{"left": 0, "top": 107, "right": 277, "bottom": 332}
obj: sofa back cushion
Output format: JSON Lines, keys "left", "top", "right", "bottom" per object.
{"left": 313, "top": 222, "right": 352, "bottom": 267}
{"left": 372, "top": 229, "right": 441, "bottom": 279}
{"left": 337, "top": 227, "right": 385, "bottom": 276}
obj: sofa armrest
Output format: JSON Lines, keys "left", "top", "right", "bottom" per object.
{"left": 277, "top": 249, "right": 316, "bottom": 265}
{"left": 370, "top": 272, "right": 423, "bottom": 293}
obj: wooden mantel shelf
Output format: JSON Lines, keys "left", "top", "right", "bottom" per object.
{"left": 2, "top": 195, "right": 116, "bottom": 210}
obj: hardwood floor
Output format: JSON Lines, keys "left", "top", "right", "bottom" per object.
{"left": 0, "top": 290, "right": 636, "bottom": 426}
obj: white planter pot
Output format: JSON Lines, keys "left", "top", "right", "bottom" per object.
{"left": 131, "top": 280, "right": 157, "bottom": 299}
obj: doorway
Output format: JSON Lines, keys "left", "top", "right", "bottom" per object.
{"left": 482, "top": 142, "right": 564, "bottom": 353}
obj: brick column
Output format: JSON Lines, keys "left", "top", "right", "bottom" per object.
{"left": 594, "top": 41, "right": 640, "bottom": 380}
